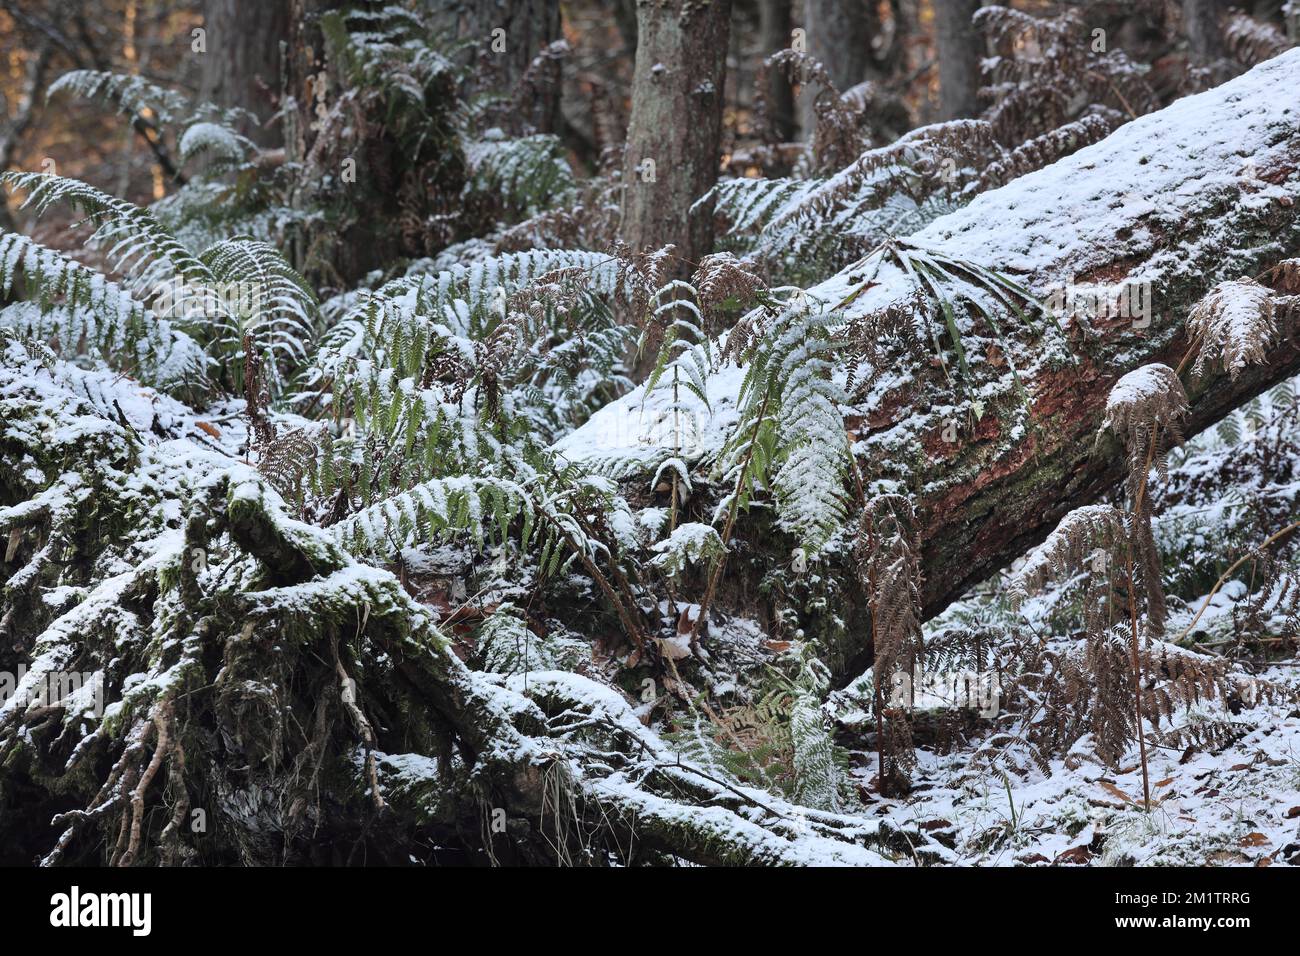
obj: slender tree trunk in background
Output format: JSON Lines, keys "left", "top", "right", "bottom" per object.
{"left": 612, "top": 0, "right": 638, "bottom": 57}
{"left": 1183, "top": 0, "right": 1226, "bottom": 59}
{"left": 934, "top": 0, "right": 982, "bottom": 120}
{"left": 0, "top": 37, "right": 53, "bottom": 230}
{"left": 759, "top": 0, "right": 796, "bottom": 143}
{"left": 620, "top": 0, "right": 732, "bottom": 268}
{"left": 456, "top": 0, "right": 563, "bottom": 133}
{"left": 198, "top": 0, "right": 291, "bottom": 147}
{"left": 283, "top": 0, "right": 341, "bottom": 271}
{"left": 798, "top": 0, "right": 872, "bottom": 136}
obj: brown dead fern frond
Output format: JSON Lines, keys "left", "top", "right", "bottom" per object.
{"left": 257, "top": 426, "right": 322, "bottom": 505}
{"left": 1186, "top": 278, "right": 1277, "bottom": 381}
{"left": 977, "top": 112, "right": 1119, "bottom": 191}
{"left": 1230, "top": 548, "right": 1300, "bottom": 648}
{"left": 1150, "top": 718, "right": 1251, "bottom": 756}
{"left": 843, "top": 290, "right": 931, "bottom": 397}
{"left": 1268, "top": 258, "right": 1300, "bottom": 294}
{"left": 1082, "top": 628, "right": 1139, "bottom": 767}
{"left": 610, "top": 240, "right": 677, "bottom": 318}
{"left": 1101, "top": 363, "right": 1188, "bottom": 643}
{"left": 1221, "top": 11, "right": 1291, "bottom": 67}
{"left": 856, "top": 493, "right": 924, "bottom": 795}
{"left": 757, "top": 50, "right": 863, "bottom": 173}
{"left": 1009, "top": 504, "right": 1127, "bottom": 612}
{"left": 974, "top": 5, "right": 1158, "bottom": 145}
{"left": 507, "top": 266, "right": 590, "bottom": 329}
{"left": 1101, "top": 363, "right": 1189, "bottom": 485}
{"left": 691, "top": 252, "right": 765, "bottom": 326}
{"left": 857, "top": 493, "right": 924, "bottom": 679}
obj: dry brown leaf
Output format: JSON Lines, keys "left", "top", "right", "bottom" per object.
{"left": 1099, "top": 781, "right": 1134, "bottom": 803}
{"left": 1055, "top": 845, "right": 1092, "bottom": 864}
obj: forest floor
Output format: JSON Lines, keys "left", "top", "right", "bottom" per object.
{"left": 860, "top": 674, "right": 1300, "bottom": 867}
{"left": 66, "top": 353, "right": 1300, "bottom": 867}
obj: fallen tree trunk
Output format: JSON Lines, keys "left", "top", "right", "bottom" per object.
{"left": 560, "top": 49, "right": 1300, "bottom": 683}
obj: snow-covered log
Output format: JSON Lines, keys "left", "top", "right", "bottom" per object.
{"left": 558, "top": 50, "right": 1300, "bottom": 682}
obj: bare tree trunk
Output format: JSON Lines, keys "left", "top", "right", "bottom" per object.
{"left": 619, "top": 0, "right": 732, "bottom": 267}
{"left": 934, "top": 0, "right": 982, "bottom": 120}
{"left": 759, "top": 0, "right": 796, "bottom": 143}
{"left": 1183, "top": 0, "right": 1227, "bottom": 59}
{"left": 198, "top": 0, "right": 291, "bottom": 147}
{"left": 456, "top": 0, "right": 564, "bottom": 134}
{"left": 798, "top": 0, "right": 873, "bottom": 136}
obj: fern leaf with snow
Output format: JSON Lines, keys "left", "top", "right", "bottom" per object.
{"left": 0, "top": 232, "right": 208, "bottom": 394}
{"left": 201, "top": 237, "right": 319, "bottom": 395}
{"left": 49, "top": 69, "right": 257, "bottom": 130}
{"left": 474, "top": 605, "right": 588, "bottom": 676}
{"left": 1186, "top": 278, "right": 1278, "bottom": 381}
{"left": 1009, "top": 504, "right": 1129, "bottom": 607}
{"left": 723, "top": 300, "right": 850, "bottom": 555}
{"left": 465, "top": 132, "right": 577, "bottom": 221}
{"left": 790, "top": 652, "right": 846, "bottom": 812}
{"left": 1101, "top": 363, "right": 1189, "bottom": 485}
{"left": 179, "top": 122, "right": 256, "bottom": 170}
{"left": 3, "top": 172, "right": 212, "bottom": 296}
{"left": 330, "top": 475, "right": 532, "bottom": 558}
{"left": 650, "top": 522, "right": 725, "bottom": 580}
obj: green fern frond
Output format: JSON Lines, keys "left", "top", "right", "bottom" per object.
{"left": 474, "top": 604, "right": 588, "bottom": 675}
{"left": 330, "top": 474, "right": 531, "bottom": 557}
{"left": 48, "top": 69, "right": 257, "bottom": 130}
{"left": 179, "top": 122, "right": 257, "bottom": 170}
{"left": 0, "top": 231, "right": 208, "bottom": 393}
{"left": 650, "top": 522, "right": 725, "bottom": 580}
{"left": 201, "top": 237, "right": 319, "bottom": 393}
{"left": 466, "top": 133, "right": 577, "bottom": 221}
{"left": 722, "top": 298, "right": 850, "bottom": 555}
{"left": 2, "top": 172, "right": 211, "bottom": 294}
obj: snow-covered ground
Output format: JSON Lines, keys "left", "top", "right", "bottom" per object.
{"left": 858, "top": 670, "right": 1300, "bottom": 866}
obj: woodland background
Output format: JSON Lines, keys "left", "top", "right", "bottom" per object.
{"left": 0, "top": 0, "right": 1298, "bottom": 867}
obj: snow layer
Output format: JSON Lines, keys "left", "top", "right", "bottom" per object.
{"left": 559, "top": 50, "right": 1300, "bottom": 469}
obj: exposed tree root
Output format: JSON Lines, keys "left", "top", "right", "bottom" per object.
{"left": 0, "top": 361, "right": 946, "bottom": 865}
